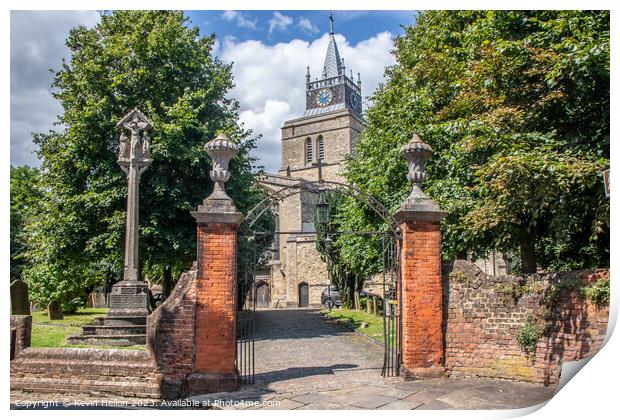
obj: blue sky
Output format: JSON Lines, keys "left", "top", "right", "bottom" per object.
{"left": 184, "top": 10, "right": 415, "bottom": 44}
{"left": 10, "top": 10, "right": 416, "bottom": 172}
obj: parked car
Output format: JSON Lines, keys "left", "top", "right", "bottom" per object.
{"left": 321, "top": 286, "right": 342, "bottom": 308}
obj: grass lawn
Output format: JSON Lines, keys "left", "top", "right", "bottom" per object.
{"left": 322, "top": 308, "right": 386, "bottom": 343}
{"left": 32, "top": 307, "right": 109, "bottom": 327}
{"left": 30, "top": 307, "right": 144, "bottom": 350}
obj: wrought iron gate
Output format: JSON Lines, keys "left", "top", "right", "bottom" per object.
{"left": 236, "top": 233, "right": 258, "bottom": 385}
{"left": 235, "top": 179, "right": 403, "bottom": 385}
{"left": 381, "top": 233, "right": 401, "bottom": 377}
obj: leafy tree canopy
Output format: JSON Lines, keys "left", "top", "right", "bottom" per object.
{"left": 10, "top": 166, "right": 42, "bottom": 281}
{"left": 22, "top": 11, "right": 265, "bottom": 311}
{"left": 340, "top": 10, "right": 609, "bottom": 273}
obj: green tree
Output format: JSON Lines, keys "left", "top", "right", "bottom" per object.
{"left": 10, "top": 166, "right": 42, "bottom": 280}
{"left": 23, "top": 11, "right": 265, "bottom": 311}
{"left": 341, "top": 11, "right": 609, "bottom": 273}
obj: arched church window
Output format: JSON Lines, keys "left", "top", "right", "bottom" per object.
{"left": 305, "top": 137, "right": 313, "bottom": 164}
{"left": 317, "top": 135, "right": 325, "bottom": 162}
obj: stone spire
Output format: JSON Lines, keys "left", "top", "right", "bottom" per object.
{"left": 322, "top": 13, "right": 343, "bottom": 78}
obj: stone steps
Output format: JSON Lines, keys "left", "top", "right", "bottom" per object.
{"left": 67, "top": 315, "right": 148, "bottom": 347}
{"left": 81, "top": 324, "right": 146, "bottom": 336}
{"left": 94, "top": 316, "right": 147, "bottom": 327}
{"left": 10, "top": 348, "right": 162, "bottom": 399}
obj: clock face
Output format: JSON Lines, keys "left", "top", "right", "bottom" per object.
{"left": 350, "top": 93, "right": 360, "bottom": 110}
{"left": 316, "top": 89, "right": 333, "bottom": 107}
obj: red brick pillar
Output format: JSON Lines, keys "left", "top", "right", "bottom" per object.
{"left": 394, "top": 134, "right": 447, "bottom": 379}
{"left": 397, "top": 219, "right": 445, "bottom": 378}
{"left": 185, "top": 217, "right": 241, "bottom": 394}
{"left": 186, "top": 134, "right": 244, "bottom": 394}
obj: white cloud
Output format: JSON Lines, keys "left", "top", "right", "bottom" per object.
{"left": 221, "top": 10, "right": 257, "bottom": 30}
{"left": 220, "top": 32, "right": 396, "bottom": 173}
{"left": 10, "top": 10, "right": 100, "bottom": 167}
{"left": 268, "top": 12, "right": 293, "bottom": 34}
{"left": 297, "top": 17, "right": 319, "bottom": 34}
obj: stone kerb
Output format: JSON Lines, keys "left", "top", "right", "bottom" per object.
{"left": 394, "top": 134, "right": 448, "bottom": 379}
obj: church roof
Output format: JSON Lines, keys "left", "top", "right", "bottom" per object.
{"left": 302, "top": 102, "right": 346, "bottom": 118}
{"left": 322, "top": 15, "right": 343, "bottom": 78}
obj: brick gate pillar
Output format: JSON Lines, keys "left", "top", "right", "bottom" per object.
{"left": 393, "top": 134, "right": 447, "bottom": 379}
{"left": 187, "top": 134, "right": 243, "bottom": 394}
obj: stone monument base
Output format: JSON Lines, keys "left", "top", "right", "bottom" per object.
{"left": 68, "top": 280, "right": 149, "bottom": 346}
{"left": 107, "top": 280, "right": 150, "bottom": 317}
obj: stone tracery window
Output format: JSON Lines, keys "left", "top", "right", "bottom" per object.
{"left": 305, "top": 137, "right": 313, "bottom": 164}
{"left": 317, "top": 135, "right": 325, "bottom": 162}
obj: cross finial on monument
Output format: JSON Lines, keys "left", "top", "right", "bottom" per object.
{"left": 329, "top": 11, "right": 334, "bottom": 34}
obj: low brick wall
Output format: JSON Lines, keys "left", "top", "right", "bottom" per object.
{"left": 443, "top": 260, "right": 609, "bottom": 385}
{"left": 11, "top": 347, "right": 162, "bottom": 399}
{"left": 146, "top": 263, "right": 198, "bottom": 399}
{"left": 10, "top": 315, "right": 32, "bottom": 360}
{"left": 11, "top": 266, "right": 198, "bottom": 401}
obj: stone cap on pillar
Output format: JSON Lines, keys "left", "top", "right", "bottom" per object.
{"left": 393, "top": 134, "right": 447, "bottom": 223}
{"left": 191, "top": 133, "right": 244, "bottom": 226}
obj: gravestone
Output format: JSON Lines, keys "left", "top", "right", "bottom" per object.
{"left": 86, "top": 292, "right": 108, "bottom": 308}
{"left": 48, "top": 300, "right": 63, "bottom": 320}
{"left": 10, "top": 279, "right": 30, "bottom": 315}
{"left": 366, "top": 298, "right": 374, "bottom": 314}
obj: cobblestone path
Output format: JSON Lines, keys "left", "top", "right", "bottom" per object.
{"left": 196, "top": 308, "right": 556, "bottom": 410}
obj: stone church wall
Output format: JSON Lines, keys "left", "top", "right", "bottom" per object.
{"left": 280, "top": 110, "right": 362, "bottom": 180}
{"left": 294, "top": 236, "right": 330, "bottom": 307}
{"left": 268, "top": 262, "right": 287, "bottom": 308}
{"left": 443, "top": 260, "right": 610, "bottom": 385}
{"left": 282, "top": 235, "right": 329, "bottom": 307}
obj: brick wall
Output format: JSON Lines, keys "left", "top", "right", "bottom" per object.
{"left": 146, "top": 221, "right": 240, "bottom": 397}
{"left": 11, "top": 348, "right": 161, "bottom": 399}
{"left": 444, "top": 260, "right": 609, "bottom": 385}
{"left": 146, "top": 263, "right": 198, "bottom": 398}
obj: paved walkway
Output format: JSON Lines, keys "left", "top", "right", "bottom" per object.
{"left": 195, "top": 308, "right": 556, "bottom": 410}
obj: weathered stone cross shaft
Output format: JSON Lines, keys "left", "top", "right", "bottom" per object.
{"left": 109, "top": 107, "right": 153, "bottom": 317}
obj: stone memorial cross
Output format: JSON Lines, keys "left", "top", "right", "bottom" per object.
{"left": 108, "top": 108, "right": 153, "bottom": 317}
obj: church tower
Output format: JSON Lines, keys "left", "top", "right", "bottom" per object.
{"left": 258, "top": 14, "right": 366, "bottom": 309}
{"left": 278, "top": 13, "right": 365, "bottom": 182}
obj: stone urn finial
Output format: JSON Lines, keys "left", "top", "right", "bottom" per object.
{"left": 402, "top": 133, "right": 433, "bottom": 189}
{"left": 205, "top": 133, "right": 239, "bottom": 201}
{"left": 394, "top": 133, "right": 446, "bottom": 222}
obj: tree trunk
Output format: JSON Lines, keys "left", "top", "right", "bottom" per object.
{"left": 162, "top": 264, "right": 172, "bottom": 299}
{"left": 520, "top": 235, "right": 537, "bottom": 274}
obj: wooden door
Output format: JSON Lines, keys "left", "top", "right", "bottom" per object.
{"left": 256, "top": 283, "right": 270, "bottom": 308}
{"left": 299, "top": 283, "right": 309, "bottom": 307}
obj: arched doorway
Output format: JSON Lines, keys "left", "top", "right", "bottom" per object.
{"left": 298, "top": 282, "right": 309, "bottom": 308}
{"left": 255, "top": 282, "right": 270, "bottom": 308}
